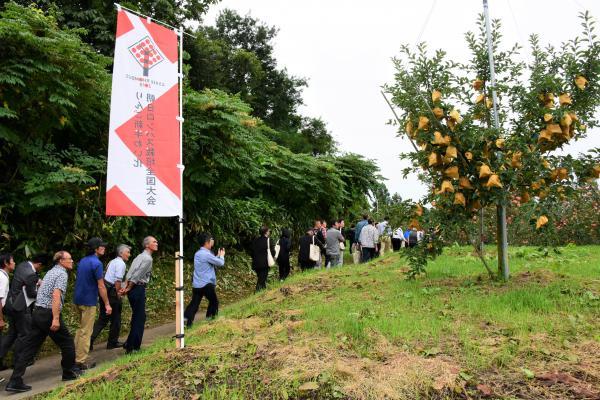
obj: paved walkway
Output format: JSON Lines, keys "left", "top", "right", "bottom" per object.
{"left": 0, "top": 321, "right": 176, "bottom": 399}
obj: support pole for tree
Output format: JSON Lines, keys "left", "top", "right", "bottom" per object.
{"left": 483, "top": 0, "right": 509, "bottom": 280}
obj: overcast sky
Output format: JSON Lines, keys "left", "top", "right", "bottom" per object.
{"left": 205, "top": 0, "right": 600, "bottom": 201}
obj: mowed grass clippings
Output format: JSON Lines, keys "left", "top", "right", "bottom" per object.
{"left": 39, "top": 245, "right": 600, "bottom": 399}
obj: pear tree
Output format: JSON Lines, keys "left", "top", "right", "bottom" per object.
{"left": 385, "top": 13, "right": 600, "bottom": 279}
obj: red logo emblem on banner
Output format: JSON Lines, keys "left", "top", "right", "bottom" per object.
{"left": 128, "top": 36, "right": 164, "bottom": 77}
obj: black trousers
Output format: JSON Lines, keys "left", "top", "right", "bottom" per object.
{"left": 0, "top": 308, "right": 32, "bottom": 364}
{"left": 183, "top": 284, "right": 218, "bottom": 327}
{"left": 91, "top": 287, "right": 122, "bottom": 346}
{"left": 255, "top": 268, "right": 268, "bottom": 292}
{"left": 124, "top": 285, "right": 146, "bottom": 352}
{"left": 361, "top": 247, "right": 375, "bottom": 262}
{"left": 278, "top": 257, "right": 290, "bottom": 280}
{"left": 10, "top": 307, "right": 75, "bottom": 382}
{"left": 392, "top": 238, "right": 402, "bottom": 251}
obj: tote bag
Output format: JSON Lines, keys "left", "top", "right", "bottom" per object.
{"left": 274, "top": 240, "right": 281, "bottom": 260}
{"left": 267, "top": 238, "right": 276, "bottom": 267}
{"left": 309, "top": 236, "right": 320, "bottom": 262}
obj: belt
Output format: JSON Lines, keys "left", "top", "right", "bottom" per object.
{"left": 34, "top": 305, "right": 52, "bottom": 311}
{"left": 134, "top": 282, "right": 147, "bottom": 287}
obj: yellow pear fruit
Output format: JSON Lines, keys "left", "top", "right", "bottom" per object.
{"left": 559, "top": 93, "right": 572, "bottom": 106}
{"left": 444, "top": 166, "right": 459, "bottom": 179}
{"left": 437, "top": 180, "right": 455, "bottom": 194}
{"left": 550, "top": 169, "right": 559, "bottom": 181}
{"left": 473, "top": 79, "right": 484, "bottom": 91}
{"left": 431, "top": 131, "right": 451, "bottom": 146}
{"left": 531, "top": 180, "right": 544, "bottom": 190}
{"left": 538, "top": 129, "right": 553, "bottom": 142}
{"left": 486, "top": 98, "right": 493, "bottom": 109}
{"left": 428, "top": 152, "right": 441, "bottom": 167}
{"left": 495, "top": 138, "right": 505, "bottom": 148}
{"left": 415, "top": 204, "right": 424, "bottom": 216}
{"left": 542, "top": 159, "right": 550, "bottom": 169}
{"left": 454, "top": 192, "right": 466, "bottom": 207}
{"left": 459, "top": 177, "right": 473, "bottom": 189}
{"left": 543, "top": 113, "right": 553, "bottom": 122}
{"left": 465, "top": 152, "right": 473, "bottom": 161}
{"left": 432, "top": 90, "right": 442, "bottom": 103}
{"left": 485, "top": 174, "right": 503, "bottom": 188}
{"left": 479, "top": 164, "right": 492, "bottom": 179}
{"left": 475, "top": 93, "right": 485, "bottom": 104}
{"left": 558, "top": 167, "right": 568, "bottom": 180}
{"left": 418, "top": 116, "right": 430, "bottom": 131}
{"left": 575, "top": 75, "right": 588, "bottom": 90}
{"left": 432, "top": 107, "right": 444, "bottom": 119}
{"left": 405, "top": 120, "right": 414, "bottom": 136}
{"left": 521, "top": 191, "right": 531, "bottom": 203}
{"left": 592, "top": 165, "right": 600, "bottom": 178}
{"left": 560, "top": 113, "right": 572, "bottom": 127}
{"left": 445, "top": 145, "right": 457, "bottom": 159}
{"left": 536, "top": 215, "right": 549, "bottom": 229}
{"left": 547, "top": 123, "right": 562, "bottom": 135}
{"left": 511, "top": 151, "right": 522, "bottom": 168}
{"left": 448, "top": 109, "right": 461, "bottom": 123}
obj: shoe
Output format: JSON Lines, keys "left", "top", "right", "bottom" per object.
{"left": 62, "top": 369, "right": 80, "bottom": 381}
{"left": 106, "top": 341, "right": 125, "bottom": 350}
{"left": 5, "top": 380, "right": 32, "bottom": 393}
{"left": 74, "top": 361, "right": 96, "bottom": 370}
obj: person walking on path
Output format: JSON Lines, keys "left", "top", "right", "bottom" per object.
{"left": 358, "top": 219, "right": 379, "bottom": 263}
{"left": 325, "top": 221, "right": 345, "bottom": 268}
{"left": 298, "top": 228, "right": 317, "bottom": 271}
{"left": 90, "top": 244, "right": 131, "bottom": 351}
{"left": 392, "top": 227, "right": 404, "bottom": 251}
{"left": 1, "top": 253, "right": 47, "bottom": 371}
{"left": 337, "top": 219, "right": 346, "bottom": 266}
{"left": 184, "top": 233, "right": 225, "bottom": 327}
{"left": 6, "top": 251, "right": 80, "bottom": 393}
{"left": 312, "top": 220, "right": 326, "bottom": 268}
{"left": 120, "top": 236, "right": 157, "bottom": 354}
{"left": 378, "top": 217, "right": 392, "bottom": 255}
{"left": 251, "top": 226, "right": 275, "bottom": 292}
{"left": 277, "top": 229, "right": 292, "bottom": 280}
{"left": 0, "top": 254, "right": 15, "bottom": 382}
{"left": 73, "top": 238, "right": 112, "bottom": 370}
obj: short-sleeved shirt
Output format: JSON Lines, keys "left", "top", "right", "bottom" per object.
{"left": 0, "top": 269, "right": 9, "bottom": 307}
{"left": 36, "top": 265, "right": 68, "bottom": 310}
{"left": 125, "top": 251, "right": 153, "bottom": 284}
{"left": 73, "top": 254, "right": 104, "bottom": 306}
{"left": 104, "top": 257, "right": 127, "bottom": 285}
{"left": 325, "top": 228, "right": 344, "bottom": 256}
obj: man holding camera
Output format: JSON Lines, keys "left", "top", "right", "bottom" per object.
{"left": 184, "top": 233, "right": 225, "bottom": 327}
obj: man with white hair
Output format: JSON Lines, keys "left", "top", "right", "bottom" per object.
{"left": 90, "top": 244, "right": 131, "bottom": 351}
{"left": 119, "top": 236, "right": 157, "bottom": 353}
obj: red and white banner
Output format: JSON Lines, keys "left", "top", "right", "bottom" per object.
{"left": 106, "top": 9, "right": 181, "bottom": 217}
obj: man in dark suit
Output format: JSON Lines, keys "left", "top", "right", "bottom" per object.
{"left": 251, "top": 226, "right": 275, "bottom": 292}
{"left": 0, "top": 254, "right": 47, "bottom": 370}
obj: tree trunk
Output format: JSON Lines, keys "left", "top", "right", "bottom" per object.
{"left": 496, "top": 204, "right": 509, "bottom": 280}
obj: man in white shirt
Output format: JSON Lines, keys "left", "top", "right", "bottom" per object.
{"left": 392, "top": 227, "right": 404, "bottom": 251}
{"left": 90, "top": 244, "right": 131, "bottom": 350}
{"left": 358, "top": 219, "right": 379, "bottom": 263}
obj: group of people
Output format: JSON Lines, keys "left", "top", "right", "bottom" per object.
{"left": 0, "top": 235, "right": 158, "bottom": 393}
{"left": 0, "top": 218, "right": 424, "bottom": 393}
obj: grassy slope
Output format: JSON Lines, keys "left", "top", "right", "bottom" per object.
{"left": 41, "top": 246, "right": 599, "bottom": 400}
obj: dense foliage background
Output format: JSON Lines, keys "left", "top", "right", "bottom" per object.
{"left": 0, "top": 1, "right": 383, "bottom": 259}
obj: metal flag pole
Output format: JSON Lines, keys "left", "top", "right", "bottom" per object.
{"left": 175, "top": 27, "right": 186, "bottom": 348}
{"left": 482, "top": 0, "right": 509, "bottom": 280}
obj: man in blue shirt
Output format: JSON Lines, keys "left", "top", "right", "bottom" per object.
{"left": 354, "top": 214, "right": 369, "bottom": 243}
{"left": 184, "top": 233, "right": 225, "bottom": 327}
{"left": 73, "top": 238, "right": 112, "bottom": 370}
